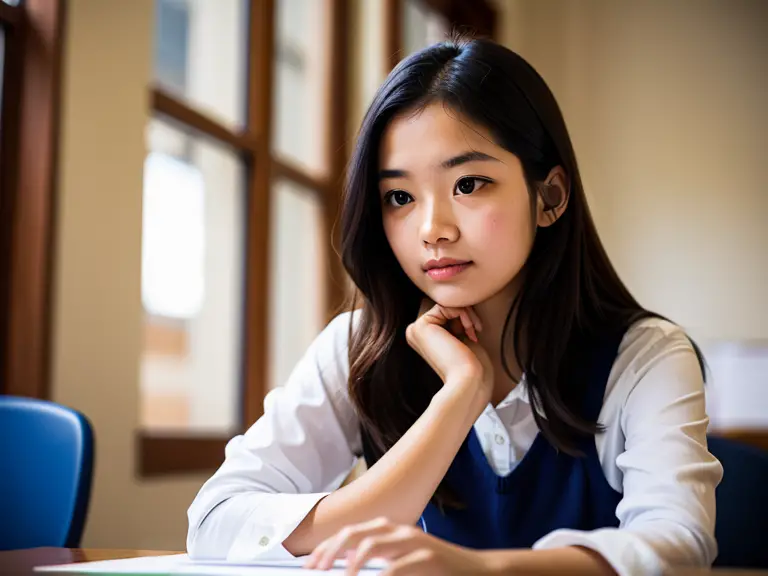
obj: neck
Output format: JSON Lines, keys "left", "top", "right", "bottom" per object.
{"left": 473, "top": 282, "right": 523, "bottom": 405}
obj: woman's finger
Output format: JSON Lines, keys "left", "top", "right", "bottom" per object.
{"left": 310, "top": 518, "right": 393, "bottom": 570}
{"left": 380, "top": 548, "right": 436, "bottom": 576}
{"left": 422, "top": 304, "right": 458, "bottom": 325}
{"left": 314, "top": 528, "right": 358, "bottom": 570}
{"left": 418, "top": 306, "right": 460, "bottom": 342}
{"left": 304, "top": 533, "right": 338, "bottom": 570}
{"left": 466, "top": 306, "right": 483, "bottom": 333}
{"left": 304, "top": 535, "right": 332, "bottom": 569}
{"left": 458, "top": 309, "right": 477, "bottom": 343}
{"left": 421, "top": 303, "right": 481, "bottom": 337}
{"left": 346, "top": 528, "right": 420, "bottom": 575}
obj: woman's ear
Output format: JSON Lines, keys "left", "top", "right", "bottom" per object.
{"left": 536, "top": 166, "right": 570, "bottom": 227}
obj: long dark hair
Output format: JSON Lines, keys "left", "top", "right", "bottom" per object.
{"left": 340, "top": 36, "right": 702, "bottom": 507}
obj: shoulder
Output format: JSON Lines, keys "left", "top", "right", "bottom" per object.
{"left": 303, "top": 309, "right": 361, "bottom": 381}
{"left": 316, "top": 309, "right": 361, "bottom": 353}
{"left": 615, "top": 317, "right": 698, "bottom": 378}
{"left": 601, "top": 317, "right": 703, "bottom": 422}
{"left": 267, "top": 309, "right": 363, "bottom": 443}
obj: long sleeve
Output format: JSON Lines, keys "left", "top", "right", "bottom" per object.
{"left": 186, "top": 312, "right": 361, "bottom": 561}
{"left": 534, "top": 325, "right": 724, "bottom": 575}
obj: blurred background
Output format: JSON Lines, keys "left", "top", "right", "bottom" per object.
{"left": 0, "top": 0, "right": 765, "bottom": 552}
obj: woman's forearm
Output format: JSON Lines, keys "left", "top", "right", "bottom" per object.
{"left": 481, "top": 547, "right": 617, "bottom": 576}
{"left": 283, "top": 379, "right": 487, "bottom": 556}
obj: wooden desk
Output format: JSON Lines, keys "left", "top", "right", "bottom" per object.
{"left": 0, "top": 549, "right": 173, "bottom": 575}
{"left": 0, "top": 548, "right": 766, "bottom": 575}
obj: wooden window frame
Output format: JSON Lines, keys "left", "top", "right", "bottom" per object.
{"left": 138, "top": 0, "right": 349, "bottom": 476}
{"left": 0, "top": 0, "right": 65, "bottom": 401}
{"left": 383, "top": 0, "right": 497, "bottom": 73}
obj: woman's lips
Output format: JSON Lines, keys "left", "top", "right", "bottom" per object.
{"left": 425, "top": 262, "right": 472, "bottom": 280}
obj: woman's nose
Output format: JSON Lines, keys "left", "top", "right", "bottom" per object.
{"left": 419, "top": 200, "right": 459, "bottom": 246}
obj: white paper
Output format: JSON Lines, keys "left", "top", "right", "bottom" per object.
{"left": 35, "top": 553, "right": 384, "bottom": 575}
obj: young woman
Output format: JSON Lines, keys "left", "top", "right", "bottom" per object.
{"left": 187, "top": 37, "right": 723, "bottom": 575}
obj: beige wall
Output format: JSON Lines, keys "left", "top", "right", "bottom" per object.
{"left": 52, "top": 0, "right": 207, "bottom": 549}
{"left": 494, "top": 0, "right": 768, "bottom": 342}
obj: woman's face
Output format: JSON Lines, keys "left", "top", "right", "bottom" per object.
{"left": 378, "top": 103, "right": 539, "bottom": 309}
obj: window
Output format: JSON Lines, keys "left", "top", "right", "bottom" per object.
{"left": 0, "top": 0, "right": 64, "bottom": 399}
{"left": 272, "top": 0, "right": 331, "bottom": 177}
{"left": 154, "top": 0, "right": 190, "bottom": 95}
{"left": 403, "top": 0, "right": 449, "bottom": 56}
{"left": 384, "top": 0, "right": 497, "bottom": 72}
{"left": 140, "top": 119, "right": 245, "bottom": 434}
{"left": 268, "top": 0, "right": 335, "bottom": 393}
{"left": 269, "top": 178, "right": 327, "bottom": 393}
{"left": 139, "top": 0, "right": 350, "bottom": 475}
{"left": 153, "top": 0, "right": 248, "bottom": 129}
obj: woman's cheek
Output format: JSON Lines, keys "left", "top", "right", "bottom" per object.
{"left": 473, "top": 210, "right": 504, "bottom": 245}
{"left": 471, "top": 208, "right": 532, "bottom": 260}
{"left": 386, "top": 220, "right": 427, "bottom": 283}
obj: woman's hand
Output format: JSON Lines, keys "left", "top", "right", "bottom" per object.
{"left": 406, "top": 300, "right": 493, "bottom": 403}
{"left": 303, "top": 517, "right": 497, "bottom": 575}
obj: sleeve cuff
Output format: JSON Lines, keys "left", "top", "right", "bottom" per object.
{"left": 533, "top": 528, "right": 667, "bottom": 576}
{"left": 227, "top": 492, "right": 330, "bottom": 561}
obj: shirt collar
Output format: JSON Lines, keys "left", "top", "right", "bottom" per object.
{"left": 493, "top": 373, "right": 530, "bottom": 410}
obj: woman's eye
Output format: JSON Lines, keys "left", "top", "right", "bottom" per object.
{"left": 386, "top": 190, "right": 413, "bottom": 207}
{"left": 455, "top": 177, "right": 490, "bottom": 195}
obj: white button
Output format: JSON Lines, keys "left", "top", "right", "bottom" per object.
{"left": 494, "top": 434, "right": 505, "bottom": 445}
{"left": 259, "top": 536, "right": 270, "bottom": 547}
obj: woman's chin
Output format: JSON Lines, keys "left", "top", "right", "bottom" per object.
{"left": 425, "top": 287, "right": 486, "bottom": 310}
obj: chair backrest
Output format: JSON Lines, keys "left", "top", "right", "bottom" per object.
{"left": 707, "top": 435, "right": 768, "bottom": 568}
{"left": 0, "top": 396, "right": 94, "bottom": 550}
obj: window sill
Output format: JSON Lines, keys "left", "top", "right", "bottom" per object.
{"left": 137, "top": 431, "right": 234, "bottom": 477}
{"left": 134, "top": 429, "right": 767, "bottom": 479}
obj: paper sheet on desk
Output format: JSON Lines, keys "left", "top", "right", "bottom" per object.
{"left": 35, "top": 553, "right": 385, "bottom": 575}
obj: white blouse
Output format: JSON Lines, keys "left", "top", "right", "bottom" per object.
{"left": 186, "top": 312, "right": 723, "bottom": 576}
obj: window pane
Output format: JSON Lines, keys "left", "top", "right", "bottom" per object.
{"left": 268, "top": 179, "right": 326, "bottom": 391}
{"left": 272, "top": 0, "right": 331, "bottom": 177}
{"left": 140, "top": 118, "right": 245, "bottom": 433}
{"left": 153, "top": 0, "right": 248, "bottom": 130}
{"left": 403, "top": 0, "right": 449, "bottom": 56}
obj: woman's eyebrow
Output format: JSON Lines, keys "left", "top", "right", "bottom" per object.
{"left": 378, "top": 169, "right": 407, "bottom": 181}
{"left": 378, "top": 151, "right": 501, "bottom": 181}
{"left": 441, "top": 150, "right": 501, "bottom": 168}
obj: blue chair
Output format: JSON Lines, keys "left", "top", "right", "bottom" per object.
{"left": 0, "top": 396, "right": 94, "bottom": 550}
{"left": 707, "top": 435, "right": 768, "bottom": 568}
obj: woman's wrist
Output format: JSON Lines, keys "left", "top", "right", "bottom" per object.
{"left": 477, "top": 548, "right": 520, "bottom": 575}
{"left": 434, "top": 375, "right": 490, "bottom": 419}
